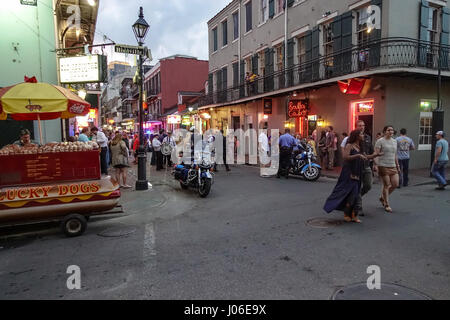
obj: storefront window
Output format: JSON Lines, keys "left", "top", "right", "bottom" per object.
{"left": 417, "top": 99, "right": 436, "bottom": 150}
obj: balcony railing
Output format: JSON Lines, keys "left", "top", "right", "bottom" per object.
{"left": 199, "top": 38, "right": 450, "bottom": 107}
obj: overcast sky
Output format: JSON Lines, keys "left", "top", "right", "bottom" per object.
{"left": 93, "top": 0, "right": 230, "bottom": 66}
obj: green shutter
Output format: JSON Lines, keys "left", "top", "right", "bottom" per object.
{"left": 240, "top": 60, "right": 245, "bottom": 97}
{"left": 332, "top": 14, "right": 342, "bottom": 76}
{"left": 233, "top": 62, "right": 239, "bottom": 87}
{"left": 287, "top": 39, "right": 294, "bottom": 86}
{"left": 208, "top": 73, "right": 213, "bottom": 97}
{"left": 216, "top": 69, "right": 222, "bottom": 101}
{"left": 441, "top": 8, "right": 450, "bottom": 69}
{"left": 419, "top": 0, "right": 429, "bottom": 67}
{"left": 222, "top": 67, "right": 228, "bottom": 101}
{"left": 304, "top": 30, "right": 312, "bottom": 82}
{"left": 269, "top": 0, "right": 275, "bottom": 18}
{"left": 252, "top": 54, "right": 259, "bottom": 75}
{"left": 342, "top": 12, "right": 353, "bottom": 72}
{"left": 311, "top": 26, "right": 320, "bottom": 81}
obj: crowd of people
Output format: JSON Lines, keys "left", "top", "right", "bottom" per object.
{"left": 63, "top": 123, "right": 447, "bottom": 204}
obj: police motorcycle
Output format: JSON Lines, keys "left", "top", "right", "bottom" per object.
{"left": 289, "top": 140, "right": 321, "bottom": 181}
{"left": 173, "top": 129, "right": 214, "bottom": 198}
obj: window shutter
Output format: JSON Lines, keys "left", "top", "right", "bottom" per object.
{"left": 252, "top": 54, "right": 259, "bottom": 75}
{"left": 442, "top": 7, "right": 450, "bottom": 45}
{"left": 304, "top": 30, "right": 312, "bottom": 82}
{"left": 342, "top": 12, "right": 353, "bottom": 72}
{"left": 332, "top": 14, "right": 342, "bottom": 76}
{"left": 233, "top": 62, "right": 239, "bottom": 87}
{"left": 216, "top": 69, "right": 222, "bottom": 93}
{"left": 287, "top": 38, "right": 295, "bottom": 86}
{"left": 222, "top": 67, "right": 228, "bottom": 101}
{"left": 240, "top": 60, "right": 246, "bottom": 97}
{"left": 418, "top": 0, "right": 429, "bottom": 67}
{"left": 287, "top": 0, "right": 294, "bottom": 8}
{"left": 441, "top": 8, "right": 450, "bottom": 69}
{"left": 208, "top": 73, "right": 213, "bottom": 96}
{"left": 269, "top": 0, "right": 275, "bottom": 18}
{"left": 311, "top": 26, "right": 320, "bottom": 81}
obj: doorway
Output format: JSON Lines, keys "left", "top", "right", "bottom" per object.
{"left": 350, "top": 99, "right": 374, "bottom": 139}
{"left": 232, "top": 116, "right": 240, "bottom": 131}
{"left": 358, "top": 114, "right": 373, "bottom": 139}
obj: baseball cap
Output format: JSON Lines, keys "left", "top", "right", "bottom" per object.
{"left": 436, "top": 131, "right": 445, "bottom": 137}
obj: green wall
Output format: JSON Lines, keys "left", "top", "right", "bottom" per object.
{"left": 0, "top": 0, "right": 61, "bottom": 145}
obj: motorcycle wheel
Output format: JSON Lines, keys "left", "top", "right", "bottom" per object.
{"left": 180, "top": 181, "right": 189, "bottom": 190}
{"left": 198, "top": 179, "right": 212, "bottom": 198}
{"left": 303, "top": 166, "right": 321, "bottom": 181}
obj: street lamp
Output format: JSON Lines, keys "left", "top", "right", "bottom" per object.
{"left": 132, "top": 7, "right": 150, "bottom": 191}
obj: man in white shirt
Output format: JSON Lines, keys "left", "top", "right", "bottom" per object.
{"left": 152, "top": 134, "right": 163, "bottom": 171}
{"left": 91, "top": 127, "right": 108, "bottom": 175}
{"left": 162, "top": 131, "right": 176, "bottom": 167}
{"left": 259, "top": 123, "right": 271, "bottom": 177}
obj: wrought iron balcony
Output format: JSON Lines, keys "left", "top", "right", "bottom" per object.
{"left": 199, "top": 38, "right": 450, "bottom": 107}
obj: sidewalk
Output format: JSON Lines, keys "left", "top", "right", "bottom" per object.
{"left": 321, "top": 166, "right": 447, "bottom": 186}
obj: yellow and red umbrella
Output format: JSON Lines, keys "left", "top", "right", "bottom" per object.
{"left": 0, "top": 77, "right": 91, "bottom": 143}
{"left": 0, "top": 80, "right": 90, "bottom": 121}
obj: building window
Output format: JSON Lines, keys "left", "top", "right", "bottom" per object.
{"left": 428, "top": 5, "right": 440, "bottom": 43}
{"left": 357, "top": 7, "right": 371, "bottom": 46}
{"left": 260, "top": 0, "right": 268, "bottom": 24}
{"left": 233, "top": 12, "right": 239, "bottom": 40}
{"left": 418, "top": 99, "right": 437, "bottom": 150}
{"left": 222, "top": 20, "right": 228, "bottom": 46}
{"left": 323, "top": 22, "right": 333, "bottom": 66}
{"left": 276, "top": 45, "right": 284, "bottom": 71}
{"left": 277, "top": 0, "right": 284, "bottom": 14}
{"left": 259, "top": 51, "right": 265, "bottom": 77}
{"left": 246, "top": 1, "right": 253, "bottom": 32}
{"left": 297, "top": 36, "right": 306, "bottom": 65}
{"left": 212, "top": 27, "right": 218, "bottom": 52}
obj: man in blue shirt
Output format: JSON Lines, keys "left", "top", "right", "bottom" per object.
{"left": 78, "top": 127, "right": 90, "bottom": 142}
{"left": 277, "top": 128, "right": 297, "bottom": 179}
{"left": 433, "top": 131, "right": 449, "bottom": 190}
{"left": 396, "top": 128, "right": 415, "bottom": 187}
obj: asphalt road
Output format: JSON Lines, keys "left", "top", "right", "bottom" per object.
{"left": 0, "top": 164, "right": 449, "bottom": 300}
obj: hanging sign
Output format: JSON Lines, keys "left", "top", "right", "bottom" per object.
{"left": 288, "top": 99, "right": 309, "bottom": 118}
{"left": 168, "top": 115, "right": 181, "bottom": 124}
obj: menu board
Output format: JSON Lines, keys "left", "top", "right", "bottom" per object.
{"left": 0, "top": 151, "right": 100, "bottom": 187}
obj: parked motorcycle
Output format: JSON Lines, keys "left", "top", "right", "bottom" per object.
{"left": 173, "top": 139, "right": 214, "bottom": 198}
{"left": 289, "top": 142, "right": 321, "bottom": 181}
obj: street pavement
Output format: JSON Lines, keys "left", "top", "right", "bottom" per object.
{"left": 0, "top": 161, "right": 449, "bottom": 300}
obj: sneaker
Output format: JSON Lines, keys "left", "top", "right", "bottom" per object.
{"left": 435, "top": 185, "right": 445, "bottom": 190}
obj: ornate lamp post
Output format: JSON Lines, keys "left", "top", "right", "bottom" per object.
{"left": 132, "top": 7, "right": 150, "bottom": 190}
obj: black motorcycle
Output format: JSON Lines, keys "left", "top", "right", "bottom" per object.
{"left": 173, "top": 160, "right": 213, "bottom": 197}
{"left": 289, "top": 142, "right": 322, "bottom": 181}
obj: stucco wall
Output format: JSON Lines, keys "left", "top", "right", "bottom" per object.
{"left": 0, "top": 0, "right": 61, "bottom": 144}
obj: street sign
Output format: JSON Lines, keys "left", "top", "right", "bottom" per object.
{"left": 115, "top": 44, "right": 151, "bottom": 58}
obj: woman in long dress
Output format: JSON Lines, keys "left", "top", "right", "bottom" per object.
{"left": 324, "top": 130, "right": 376, "bottom": 223}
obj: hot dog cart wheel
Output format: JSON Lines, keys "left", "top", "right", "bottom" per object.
{"left": 61, "top": 214, "right": 87, "bottom": 237}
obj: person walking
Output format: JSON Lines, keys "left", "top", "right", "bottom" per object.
{"left": 374, "top": 125, "right": 400, "bottom": 213}
{"left": 91, "top": 127, "right": 108, "bottom": 175}
{"left": 110, "top": 132, "right": 131, "bottom": 188}
{"left": 324, "top": 130, "right": 368, "bottom": 223}
{"left": 325, "top": 126, "right": 337, "bottom": 170}
{"left": 318, "top": 131, "right": 327, "bottom": 169}
{"left": 432, "top": 131, "right": 448, "bottom": 190}
{"left": 214, "top": 129, "right": 231, "bottom": 172}
{"left": 152, "top": 133, "right": 163, "bottom": 171}
{"left": 132, "top": 134, "right": 139, "bottom": 165}
{"left": 259, "top": 123, "right": 271, "bottom": 177}
{"left": 277, "top": 128, "right": 296, "bottom": 179}
{"left": 341, "top": 120, "right": 375, "bottom": 216}
{"left": 396, "top": 128, "right": 415, "bottom": 188}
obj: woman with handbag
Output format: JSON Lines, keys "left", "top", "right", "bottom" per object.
{"left": 110, "top": 132, "right": 131, "bottom": 188}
